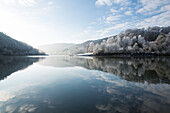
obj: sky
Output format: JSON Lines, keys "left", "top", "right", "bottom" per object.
{"left": 0, "top": 0, "right": 170, "bottom": 47}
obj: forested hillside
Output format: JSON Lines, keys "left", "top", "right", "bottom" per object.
{"left": 0, "top": 32, "right": 45, "bottom": 55}
{"left": 86, "top": 26, "right": 170, "bottom": 56}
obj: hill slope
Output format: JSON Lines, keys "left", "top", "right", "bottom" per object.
{"left": 0, "top": 32, "right": 45, "bottom": 55}
{"left": 38, "top": 37, "right": 109, "bottom": 55}
{"left": 38, "top": 43, "right": 75, "bottom": 55}
{"left": 38, "top": 26, "right": 170, "bottom": 56}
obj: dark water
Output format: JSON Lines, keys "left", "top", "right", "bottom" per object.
{"left": 0, "top": 56, "right": 170, "bottom": 113}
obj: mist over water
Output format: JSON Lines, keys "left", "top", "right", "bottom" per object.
{"left": 0, "top": 56, "right": 170, "bottom": 113}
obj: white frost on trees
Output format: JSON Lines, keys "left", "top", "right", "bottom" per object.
{"left": 138, "top": 35, "right": 146, "bottom": 45}
{"left": 88, "top": 42, "right": 94, "bottom": 52}
{"left": 86, "top": 26, "right": 170, "bottom": 55}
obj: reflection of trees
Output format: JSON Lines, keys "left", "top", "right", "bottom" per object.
{"left": 0, "top": 56, "right": 42, "bottom": 80}
{"left": 65, "top": 57, "right": 170, "bottom": 84}
{"left": 38, "top": 56, "right": 170, "bottom": 84}
{"left": 0, "top": 56, "right": 170, "bottom": 113}
{"left": 37, "top": 56, "right": 170, "bottom": 112}
{"left": 66, "top": 57, "right": 170, "bottom": 112}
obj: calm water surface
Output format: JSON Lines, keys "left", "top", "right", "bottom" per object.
{"left": 0, "top": 56, "right": 170, "bottom": 113}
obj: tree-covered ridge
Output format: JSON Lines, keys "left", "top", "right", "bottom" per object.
{"left": 0, "top": 32, "right": 45, "bottom": 55}
{"left": 86, "top": 26, "right": 170, "bottom": 55}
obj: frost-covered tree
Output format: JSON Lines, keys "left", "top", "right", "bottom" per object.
{"left": 88, "top": 42, "right": 94, "bottom": 52}
{"left": 99, "top": 40, "right": 106, "bottom": 54}
{"left": 93, "top": 43, "right": 99, "bottom": 55}
{"left": 106, "top": 37, "right": 114, "bottom": 44}
{"left": 138, "top": 35, "right": 146, "bottom": 47}
{"left": 91, "top": 26, "right": 170, "bottom": 55}
{"left": 122, "top": 36, "right": 131, "bottom": 50}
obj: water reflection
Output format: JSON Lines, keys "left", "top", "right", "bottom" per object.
{"left": 0, "top": 56, "right": 170, "bottom": 113}
{"left": 39, "top": 56, "right": 170, "bottom": 84}
{"left": 0, "top": 56, "right": 43, "bottom": 80}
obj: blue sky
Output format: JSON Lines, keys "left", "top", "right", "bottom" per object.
{"left": 0, "top": 0, "right": 170, "bottom": 46}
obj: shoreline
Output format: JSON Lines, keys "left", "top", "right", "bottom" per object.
{"left": 0, "top": 54, "right": 48, "bottom": 56}
{"left": 78, "top": 53, "right": 170, "bottom": 58}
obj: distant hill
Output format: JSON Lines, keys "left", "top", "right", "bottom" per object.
{"left": 0, "top": 32, "right": 45, "bottom": 56}
{"left": 38, "top": 26, "right": 170, "bottom": 56}
{"left": 38, "top": 43, "right": 75, "bottom": 55}
{"left": 38, "top": 37, "right": 110, "bottom": 55}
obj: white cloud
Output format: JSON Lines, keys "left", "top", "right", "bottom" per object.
{"left": 160, "top": 4, "right": 170, "bottom": 12}
{"left": 48, "top": 1, "right": 54, "bottom": 5}
{"left": 113, "top": 0, "right": 131, "bottom": 6}
{"left": 110, "top": 8, "right": 118, "bottom": 13}
{"left": 2, "top": 0, "right": 16, "bottom": 5}
{"left": 125, "top": 11, "right": 133, "bottom": 15}
{"left": 0, "top": 91, "right": 15, "bottom": 101}
{"left": 140, "top": 4, "right": 170, "bottom": 15}
{"left": 19, "top": 104, "right": 37, "bottom": 113}
{"left": 136, "top": 0, "right": 169, "bottom": 13}
{"left": 136, "top": 2, "right": 170, "bottom": 27}
{"left": 100, "top": 22, "right": 129, "bottom": 36}
{"left": 119, "top": 7, "right": 127, "bottom": 11}
{"left": 106, "top": 15, "right": 122, "bottom": 23}
{"left": 18, "top": 0, "right": 37, "bottom": 7}
{"left": 0, "top": 0, "right": 37, "bottom": 7}
{"left": 95, "top": 0, "right": 131, "bottom": 6}
{"left": 43, "top": 1, "right": 55, "bottom": 11}
{"left": 95, "top": 0, "right": 112, "bottom": 6}
{"left": 136, "top": 11, "right": 170, "bottom": 27}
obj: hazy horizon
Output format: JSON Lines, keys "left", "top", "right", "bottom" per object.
{"left": 0, "top": 0, "right": 170, "bottom": 47}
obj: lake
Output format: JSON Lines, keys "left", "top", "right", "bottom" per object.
{"left": 0, "top": 56, "right": 170, "bottom": 113}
